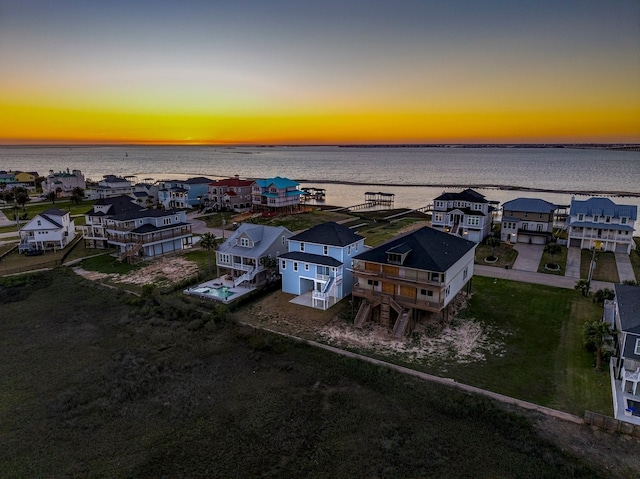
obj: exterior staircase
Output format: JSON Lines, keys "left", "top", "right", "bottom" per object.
{"left": 392, "top": 308, "right": 412, "bottom": 339}
{"left": 234, "top": 266, "right": 258, "bottom": 287}
{"left": 119, "top": 240, "right": 144, "bottom": 263}
{"left": 354, "top": 300, "right": 371, "bottom": 329}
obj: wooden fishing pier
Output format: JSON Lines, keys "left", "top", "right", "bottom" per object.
{"left": 330, "top": 192, "right": 395, "bottom": 212}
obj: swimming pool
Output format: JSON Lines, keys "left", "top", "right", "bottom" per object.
{"left": 191, "top": 285, "right": 235, "bottom": 300}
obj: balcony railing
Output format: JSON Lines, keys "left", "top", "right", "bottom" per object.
{"left": 106, "top": 226, "right": 192, "bottom": 245}
{"left": 352, "top": 285, "right": 444, "bottom": 311}
{"left": 352, "top": 268, "right": 441, "bottom": 287}
{"left": 570, "top": 232, "right": 631, "bottom": 242}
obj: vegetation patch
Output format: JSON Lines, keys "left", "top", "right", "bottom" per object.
{"left": 580, "top": 250, "right": 619, "bottom": 283}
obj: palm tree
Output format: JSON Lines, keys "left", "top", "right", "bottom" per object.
{"left": 583, "top": 319, "right": 614, "bottom": 371}
{"left": 575, "top": 278, "right": 590, "bottom": 297}
{"left": 544, "top": 243, "right": 562, "bottom": 268}
{"left": 199, "top": 232, "right": 219, "bottom": 276}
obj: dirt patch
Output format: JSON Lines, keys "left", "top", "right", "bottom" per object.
{"left": 73, "top": 256, "right": 199, "bottom": 288}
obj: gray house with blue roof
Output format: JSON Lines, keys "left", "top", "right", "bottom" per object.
{"left": 501, "top": 197, "right": 558, "bottom": 244}
{"left": 567, "top": 197, "right": 637, "bottom": 254}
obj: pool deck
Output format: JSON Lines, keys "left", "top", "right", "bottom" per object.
{"left": 184, "top": 276, "right": 256, "bottom": 304}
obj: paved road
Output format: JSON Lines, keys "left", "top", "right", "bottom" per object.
{"left": 474, "top": 264, "right": 613, "bottom": 291}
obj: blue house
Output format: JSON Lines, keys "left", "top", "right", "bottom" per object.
{"left": 157, "top": 177, "right": 213, "bottom": 209}
{"left": 279, "top": 222, "right": 365, "bottom": 310}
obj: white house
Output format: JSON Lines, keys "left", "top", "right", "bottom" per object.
{"left": 431, "top": 188, "right": 496, "bottom": 243}
{"left": 42, "top": 169, "right": 85, "bottom": 197}
{"left": 567, "top": 197, "right": 637, "bottom": 254}
{"left": 18, "top": 208, "right": 76, "bottom": 253}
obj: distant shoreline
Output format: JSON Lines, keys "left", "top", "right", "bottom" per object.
{"left": 292, "top": 179, "right": 640, "bottom": 198}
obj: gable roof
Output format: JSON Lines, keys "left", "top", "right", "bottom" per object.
{"left": 279, "top": 251, "right": 343, "bottom": 267}
{"left": 218, "top": 223, "right": 293, "bottom": 258}
{"left": 209, "top": 177, "right": 254, "bottom": 187}
{"left": 88, "top": 195, "right": 144, "bottom": 216}
{"left": 354, "top": 226, "right": 476, "bottom": 272}
{"left": 615, "top": 284, "right": 640, "bottom": 334}
{"left": 290, "top": 221, "right": 364, "bottom": 247}
{"left": 570, "top": 197, "right": 637, "bottom": 220}
{"left": 110, "top": 208, "right": 182, "bottom": 221}
{"left": 502, "top": 198, "right": 557, "bottom": 214}
{"left": 434, "top": 188, "right": 487, "bottom": 203}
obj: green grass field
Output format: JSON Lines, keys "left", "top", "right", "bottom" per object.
{"left": 580, "top": 249, "right": 619, "bottom": 282}
{"left": 0, "top": 270, "right": 613, "bottom": 477}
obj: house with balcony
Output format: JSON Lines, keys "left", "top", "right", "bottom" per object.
{"left": 500, "top": 198, "right": 558, "bottom": 244}
{"left": 90, "top": 174, "right": 136, "bottom": 199}
{"left": 83, "top": 195, "right": 145, "bottom": 249}
{"left": 279, "top": 222, "right": 365, "bottom": 310}
{"left": 18, "top": 208, "right": 76, "bottom": 253}
{"left": 216, "top": 223, "right": 293, "bottom": 288}
{"left": 42, "top": 169, "right": 86, "bottom": 197}
{"left": 567, "top": 197, "right": 637, "bottom": 254}
{"left": 208, "top": 175, "right": 255, "bottom": 212}
{"left": 104, "top": 209, "right": 193, "bottom": 263}
{"left": 157, "top": 177, "right": 213, "bottom": 209}
{"left": 351, "top": 226, "right": 477, "bottom": 338}
{"left": 607, "top": 284, "right": 640, "bottom": 424}
{"left": 252, "top": 176, "right": 303, "bottom": 213}
{"left": 430, "top": 188, "right": 496, "bottom": 243}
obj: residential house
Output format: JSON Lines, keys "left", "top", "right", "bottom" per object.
{"left": 18, "top": 207, "right": 76, "bottom": 253}
{"left": 91, "top": 175, "right": 136, "bottom": 199}
{"left": 431, "top": 188, "right": 496, "bottom": 243}
{"left": 0, "top": 172, "right": 17, "bottom": 187}
{"left": 83, "top": 195, "right": 145, "bottom": 249}
{"left": 104, "top": 208, "right": 193, "bottom": 262}
{"left": 9, "top": 171, "right": 39, "bottom": 188}
{"left": 279, "top": 222, "right": 366, "bottom": 310}
{"left": 43, "top": 169, "right": 86, "bottom": 197}
{"left": 567, "top": 197, "right": 637, "bottom": 254}
{"left": 217, "top": 223, "right": 293, "bottom": 288}
{"left": 607, "top": 284, "right": 640, "bottom": 423}
{"left": 500, "top": 198, "right": 558, "bottom": 244}
{"left": 351, "top": 226, "right": 477, "bottom": 338}
{"left": 208, "top": 176, "right": 255, "bottom": 212}
{"left": 252, "top": 176, "right": 303, "bottom": 213}
{"left": 157, "top": 177, "right": 213, "bottom": 209}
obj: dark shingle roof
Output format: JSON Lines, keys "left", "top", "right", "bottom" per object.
{"left": 615, "top": 284, "right": 640, "bottom": 334}
{"left": 354, "top": 226, "right": 476, "bottom": 272}
{"left": 502, "top": 198, "right": 557, "bottom": 213}
{"left": 111, "top": 208, "right": 181, "bottom": 221}
{"left": 88, "top": 195, "right": 144, "bottom": 216}
{"left": 279, "top": 251, "right": 343, "bottom": 267}
{"left": 289, "top": 222, "right": 364, "bottom": 247}
{"left": 434, "top": 188, "right": 487, "bottom": 203}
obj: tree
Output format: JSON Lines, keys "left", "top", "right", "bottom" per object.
{"left": 485, "top": 237, "right": 500, "bottom": 261}
{"left": 592, "top": 288, "right": 615, "bottom": 305}
{"left": 544, "top": 243, "right": 562, "bottom": 268}
{"left": 45, "top": 191, "right": 57, "bottom": 204}
{"left": 583, "top": 319, "right": 614, "bottom": 371}
{"left": 199, "top": 232, "right": 219, "bottom": 276}
{"left": 575, "top": 279, "right": 590, "bottom": 297}
{"left": 12, "top": 186, "right": 30, "bottom": 210}
{"left": 70, "top": 187, "right": 85, "bottom": 204}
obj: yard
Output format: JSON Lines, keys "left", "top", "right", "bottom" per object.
{"left": 1, "top": 269, "right": 638, "bottom": 478}
{"left": 474, "top": 241, "right": 518, "bottom": 268}
{"left": 537, "top": 244, "right": 569, "bottom": 275}
{"left": 580, "top": 249, "right": 620, "bottom": 283}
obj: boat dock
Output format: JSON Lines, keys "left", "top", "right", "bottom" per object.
{"left": 329, "top": 192, "right": 395, "bottom": 212}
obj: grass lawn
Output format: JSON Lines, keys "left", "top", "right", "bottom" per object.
{"left": 247, "top": 208, "right": 355, "bottom": 232}
{"left": 78, "top": 251, "right": 141, "bottom": 275}
{"left": 0, "top": 270, "right": 613, "bottom": 478}
{"left": 537, "top": 245, "right": 568, "bottom": 275}
{"left": 474, "top": 242, "right": 518, "bottom": 268}
{"left": 360, "top": 217, "right": 429, "bottom": 247}
{"left": 580, "top": 250, "right": 619, "bottom": 283}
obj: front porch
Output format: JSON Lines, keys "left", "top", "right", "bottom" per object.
{"left": 610, "top": 361, "right": 640, "bottom": 425}
{"left": 289, "top": 290, "right": 339, "bottom": 310}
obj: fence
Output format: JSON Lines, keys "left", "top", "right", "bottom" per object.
{"left": 584, "top": 411, "right": 640, "bottom": 437}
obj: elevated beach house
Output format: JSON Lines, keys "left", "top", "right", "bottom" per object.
{"left": 500, "top": 198, "right": 558, "bottom": 244}
{"left": 42, "top": 169, "right": 86, "bottom": 197}
{"left": 279, "top": 222, "right": 365, "bottom": 310}
{"left": 207, "top": 176, "right": 255, "bottom": 212}
{"left": 216, "top": 223, "right": 293, "bottom": 288}
{"left": 84, "top": 195, "right": 145, "bottom": 249}
{"left": 430, "top": 188, "right": 495, "bottom": 243}
{"left": 607, "top": 284, "right": 640, "bottom": 424}
{"left": 567, "top": 197, "right": 637, "bottom": 254}
{"left": 351, "top": 226, "right": 477, "bottom": 338}
{"left": 252, "top": 176, "right": 303, "bottom": 213}
{"left": 19, "top": 207, "right": 76, "bottom": 253}
{"left": 157, "top": 177, "right": 213, "bottom": 209}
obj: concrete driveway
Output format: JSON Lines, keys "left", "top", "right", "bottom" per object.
{"left": 512, "top": 243, "right": 544, "bottom": 272}
{"left": 564, "top": 247, "right": 581, "bottom": 278}
{"left": 616, "top": 253, "right": 637, "bottom": 283}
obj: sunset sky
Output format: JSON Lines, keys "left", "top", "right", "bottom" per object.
{"left": 1, "top": 0, "right": 639, "bottom": 144}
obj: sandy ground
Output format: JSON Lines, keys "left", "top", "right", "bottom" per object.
{"left": 73, "top": 256, "right": 199, "bottom": 287}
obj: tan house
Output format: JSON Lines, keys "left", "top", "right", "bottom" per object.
{"left": 351, "top": 226, "right": 477, "bottom": 338}
{"left": 500, "top": 198, "right": 558, "bottom": 244}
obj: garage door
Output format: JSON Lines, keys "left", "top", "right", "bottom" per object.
{"left": 518, "top": 234, "right": 530, "bottom": 243}
{"left": 531, "top": 236, "right": 546, "bottom": 245}
{"left": 615, "top": 243, "right": 628, "bottom": 253}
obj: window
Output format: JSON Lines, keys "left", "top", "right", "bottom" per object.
{"left": 293, "top": 262, "right": 298, "bottom": 272}
{"left": 282, "top": 236, "right": 286, "bottom": 245}
{"left": 281, "top": 260, "right": 286, "bottom": 270}
{"left": 635, "top": 339, "right": 640, "bottom": 355}
{"left": 367, "top": 279, "right": 379, "bottom": 286}
{"left": 305, "top": 263, "right": 309, "bottom": 271}
{"left": 37, "top": 220, "right": 41, "bottom": 226}
{"left": 593, "top": 215, "right": 599, "bottom": 222}
{"left": 323, "top": 245, "right": 328, "bottom": 255}
{"left": 467, "top": 217, "right": 479, "bottom": 226}
{"left": 434, "top": 213, "right": 443, "bottom": 222}
{"left": 430, "top": 272, "right": 440, "bottom": 282}
{"left": 606, "top": 216, "right": 611, "bottom": 223}
{"left": 300, "top": 242, "right": 305, "bottom": 252}
{"left": 578, "top": 214, "right": 584, "bottom": 221}
{"left": 347, "top": 245, "right": 351, "bottom": 255}
{"left": 219, "top": 253, "right": 230, "bottom": 264}
{"left": 446, "top": 285, "right": 451, "bottom": 296}
{"left": 240, "top": 237, "right": 250, "bottom": 247}
{"left": 622, "top": 217, "right": 627, "bottom": 224}
{"left": 463, "top": 267, "right": 468, "bottom": 280}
